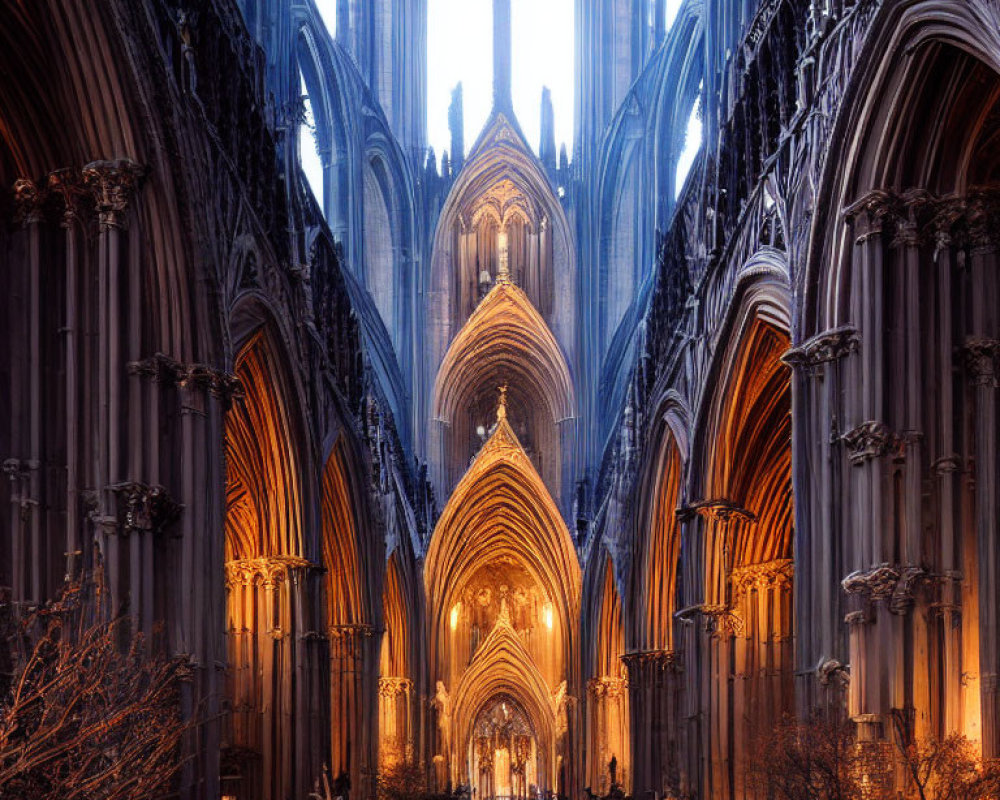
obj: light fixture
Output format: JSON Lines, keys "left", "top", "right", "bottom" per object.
{"left": 543, "top": 602, "right": 553, "bottom": 630}
{"left": 450, "top": 602, "right": 461, "bottom": 631}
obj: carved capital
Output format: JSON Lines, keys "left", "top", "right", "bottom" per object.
{"left": 224, "top": 555, "right": 314, "bottom": 590}
{"left": 844, "top": 190, "right": 896, "bottom": 240}
{"left": 966, "top": 189, "right": 1000, "bottom": 254}
{"left": 47, "top": 168, "right": 87, "bottom": 226}
{"left": 13, "top": 178, "right": 46, "bottom": 225}
{"left": 587, "top": 675, "right": 628, "bottom": 699}
{"left": 378, "top": 676, "right": 413, "bottom": 698}
{"left": 782, "top": 326, "right": 859, "bottom": 373}
{"left": 677, "top": 498, "right": 757, "bottom": 525}
{"left": 700, "top": 604, "right": 744, "bottom": 638}
{"left": 108, "top": 481, "right": 181, "bottom": 535}
{"left": 619, "top": 649, "right": 682, "bottom": 681}
{"left": 730, "top": 558, "right": 794, "bottom": 597}
{"left": 816, "top": 659, "right": 850, "bottom": 688}
{"left": 841, "top": 421, "right": 897, "bottom": 465}
{"left": 82, "top": 159, "right": 145, "bottom": 229}
{"left": 964, "top": 337, "right": 1000, "bottom": 388}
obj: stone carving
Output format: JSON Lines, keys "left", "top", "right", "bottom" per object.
{"left": 782, "top": 326, "right": 860, "bottom": 373}
{"left": 842, "top": 563, "right": 926, "bottom": 614}
{"left": 108, "top": 480, "right": 181, "bottom": 535}
{"left": 841, "top": 421, "right": 897, "bottom": 465}
{"left": 730, "top": 558, "right": 794, "bottom": 597}
{"left": 676, "top": 499, "right": 757, "bottom": 525}
{"left": 378, "top": 677, "right": 412, "bottom": 698}
{"left": 82, "top": 159, "right": 145, "bottom": 228}
{"left": 964, "top": 337, "right": 1000, "bottom": 388}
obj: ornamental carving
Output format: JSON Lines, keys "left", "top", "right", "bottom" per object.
{"left": 13, "top": 178, "right": 45, "bottom": 225}
{"left": 47, "top": 168, "right": 87, "bottom": 226}
{"left": 781, "top": 326, "right": 859, "bottom": 372}
{"left": 108, "top": 481, "right": 181, "bottom": 535}
{"left": 841, "top": 421, "right": 897, "bottom": 465}
{"left": 676, "top": 499, "right": 757, "bottom": 525}
{"left": 378, "top": 677, "right": 413, "bottom": 698}
{"left": 730, "top": 558, "right": 794, "bottom": 597}
{"left": 224, "top": 555, "right": 314, "bottom": 589}
{"left": 700, "top": 604, "right": 744, "bottom": 638}
{"left": 964, "top": 338, "right": 1000, "bottom": 388}
{"left": 816, "top": 659, "right": 850, "bottom": 688}
{"left": 587, "top": 676, "right": 628, "bottom": 699}
{"left": 841, "top": 563, "right": 926, "bottom": 614}
{"left": 82, "top": 159, "right": 145, "bottom": 228}
{"left": 619, "top": 649, "right": 682, "bottom": 682}
{"left": 842, "top": 564, "right": 900, "bottom": 601}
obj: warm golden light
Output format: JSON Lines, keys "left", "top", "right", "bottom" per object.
{"left": 450, "top": 602, "right": 461, "bottom": 631}
{"left": 543, "top": 602, "right": 553, "bottom": 631}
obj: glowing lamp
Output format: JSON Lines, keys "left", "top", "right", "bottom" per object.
{"left": 543, "top": 603, "right": 553, "bottom": 630}
{"left": 450, "top": 603, "right": 461, "bottom": 631}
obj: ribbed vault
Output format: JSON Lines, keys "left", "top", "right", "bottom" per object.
{"left": 453, "top": 613, "right": 556, "bottom": 781}
{"left": 425, "top": 409, "right": 580, "bottom": 653}
{"left": 225, "top": 331, "right": 304, "bottom": 560}
{"left": 432, "top": 280, "right": 575, "bottom": 497}
{"left": 707, "top": 316, "right": 793, "bottom": 574}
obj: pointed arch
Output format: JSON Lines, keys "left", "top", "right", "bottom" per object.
{"left": 425, "top": 416, "right": 581, "bottom": 658}
{"left": 379, "top": 552, "right": 414, "bottom": 769}
{"left": 321, "top": 437, "right": 368, "bottom": 627}
{"left": 452, "top": 617, "right": 557, "bottom": 788}
{"left": 585, "top": 555, "right": 630, "bottom": 793}
{"left": 225, "top": 329, "right": 306, "bottom": 560}
{"left": 431, "top": 281, "right": 576, "bottom": 499}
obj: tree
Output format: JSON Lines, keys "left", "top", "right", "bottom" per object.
{"left": 749, "top": 712, "right": 893, "bottom": 800}
{"left": 751, "top": 711, "right": 1000, "bottom": 800}
{"left": 0, "top": 573, "right": 190, "bottom": 800}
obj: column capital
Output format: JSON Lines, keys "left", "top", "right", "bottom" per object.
{"left": 107, "top": 480, "right": 181, "bottom": 536}
{"left": 676, "top": 498, "right": 757, "bottom": 525}
{"left": 964, "top": 337, "right": 1000, "bottom": 388}
{"left": 782, "top": 325, "right": 859, "bottom": 373}
{"left": 13, "top": 178, "right": 46, "bottom": 225}
{"left": 82, "top": 159, "right": 146, "bottom": 229}
{"left": 47, "top": 168, "right": 87, "bottom": 227}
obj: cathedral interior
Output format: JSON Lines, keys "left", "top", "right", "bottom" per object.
{"left": 2, "top": 0, "right": 1000, "bottom": 798}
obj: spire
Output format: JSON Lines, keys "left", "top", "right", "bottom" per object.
{"left": 449, "top": 82, "right": 465, "bottom": 170}
{"left": 493, "top": 0, "right": 512, "bottom": 111}
{"left": 539, "top": 86, "right": 556, "bottom": 172}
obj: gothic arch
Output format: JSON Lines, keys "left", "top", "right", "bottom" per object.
{"left": 802, "top": 2, "right": 1000, "bottom": 754}
{"left": 225, "top": 327, "right": 307, "bottom": 560}
{"left": 431, "top": 280, "right": 575, "bottom": 500}
{"left": 452, "top": 617, "right": 558, "bottom": 791}
{"left": 584, "top": 555, "right": 630, "bottom": 794}
{"left": 223, "top": 325, "right": 312, "bottom": 800}
{"left": 426, "top": 113, "right": 577, "bottom": 439}
{"left": 379, "top": 552, "right": 415, "bottom": 769}
{"left": 689, "top": 265, "right": 793, "bottom": 799}
{"left": 322, "top": 434, "right": 381, "bottom": 793}
{"left": 425, "top": 408, "right": 581, "bottom": 792}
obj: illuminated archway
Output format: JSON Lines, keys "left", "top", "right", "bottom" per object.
{"left": 431, "top": 280, "right": 575, "bottom": 500}
{"left": 223, "top": 329, "right": 309, "bottom": 800}
{"left": 426, "top": 400, "right": 580, "bottom": 794}
{"left": 696, "top": 294, "right": 793, "bottom": 799}
{"left": 804, "top": 8, "right": 1000, "bottom": 754}
{"left": 626, "top": 411, "right": 686, "bottom": 797}
{"left": 379, "top": 553, "right": 415, "bottom": 769}
{"left": 321, "top": 437, "right": 378, "bottom": 794}
{"left": 585, "top": 556, "right": 629, "bottom": 794}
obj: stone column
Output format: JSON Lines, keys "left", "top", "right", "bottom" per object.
{"left": 783, "top": 326, "right": 859, "bottom": 712}
{"left": 48, "top": 168, "right": 86, "bottom": 583}
{"left": 965, "top": 338, "right": 1000, "bottom": 755}
{"left": 82, "top": 159, "right": 144, "bottom": 603}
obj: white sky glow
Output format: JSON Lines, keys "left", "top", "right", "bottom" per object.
{"left": 428, "top": 0, "right": 574, "bottom": 161}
